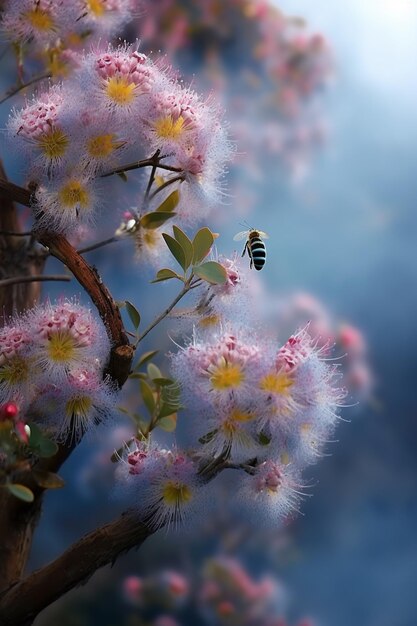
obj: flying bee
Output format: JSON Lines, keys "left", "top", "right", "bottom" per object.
{"left": 233, "top": 227, "right": 269, "bottom": 270}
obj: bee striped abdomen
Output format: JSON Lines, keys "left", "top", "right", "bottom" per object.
{"left": 249, "top": 236, "right": 266, "bottom": 270}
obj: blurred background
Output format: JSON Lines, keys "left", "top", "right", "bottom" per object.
{"left": 1, "top": 0, "right": 417, "bottom": 624}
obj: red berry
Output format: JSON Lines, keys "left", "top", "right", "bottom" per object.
{"left": 0, "top": 402, "right": 19, "bottom": 420}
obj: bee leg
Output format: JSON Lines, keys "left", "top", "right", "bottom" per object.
{"left": 241, "top": 242, "right": 248, "bottom": 257}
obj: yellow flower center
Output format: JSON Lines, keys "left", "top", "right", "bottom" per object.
{"left": 58, "top": 180, "right": 90, "bottom": 210}
{"left": 198, "top": 314, "right": 221, "bottom": 329}
{"left": 37, "top": 128, "right": 69, "bottom": 159}
{"left": 87, "top": 0, "right": 105, "bottom": 16}
{"left": 162, "top": 481, "right": 192, "bottom": 506}
{"left": 229, "top": 408, "right": 254, "bottom": 423}
{"left": 46, "top": 330, "right": 76, "bottom": 363}
{"left": 209, "top": 359, "right": 245, "bottom": 390}
{"left": 222, "top": 408, "right": 254, "bottom": 436}
{"left": 0, "top": 356, "right": 29, "bottom": 385}
{"left": 259, "top": 372, "right": 294, "bottom": 395}
{"left": 47, "top": 52, "right": 69, "bottom": 78}
{"left": 280, "top": 451, "right": 290, "bottom": 465}
{"left": 154, "top": 115, "right": 185, "bottom": 140}
{"left": 65, "top": 395, "right": 93, "bottom": 419}
{"left": 87, "top": 133, "right": 122, "bottom": 158}
{"left": 26, "top": 8, "right": 54, "bottom": 32}
{"left": 105, "top": 76, "right": 136, "bottom": 105}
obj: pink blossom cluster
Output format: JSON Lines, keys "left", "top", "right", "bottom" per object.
{"left": 7, "top": 43, "right": 231, "bottom": 235}
{"left": 272, "top": 292, "right": 373, "bottom": 400}
{"left": 169, "top": 326, "right": 345, "bottom": 524}
{"left": 136, "top": 0, "right": 332, "bottom": 180}
{"left": 0, "top": 299, "right": 115, "bottom": 440}
{"left": 0, "top": 0, "right": 137, "bottom": 51}
{"left": 122, "top": 570, "right": 189, "bottom": 609}
{"left": 116, "top": 442, "right": 202, "bottom": 529}
{"left": 121, "top": 557, "right": 315, "bottom": 626}
{"left": 199, "top": 557, "right": 283, "bottom": 626}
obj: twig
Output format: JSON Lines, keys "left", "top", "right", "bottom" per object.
{"left": 143, "top": 149, "right": 160, "bottom": 205}
{"left": 77, "top": 235, "right": 119, "bottom": 254}
{"left": 101, "top": 156, "right": 183, "bottom": 178}
{"left": 148, "top": 174, "right": 185, "bottom": 201}
{"left": 0, "top": 275, "right": 70, "bottom": 288}
{"left": 136, "top": 281, "right": 191, "bottom": 344}
{"left": 0, "top": 230, "right": 32, "bottom": 237}
{"left": 0, "top": 72, "right": 51, "bottom": 106}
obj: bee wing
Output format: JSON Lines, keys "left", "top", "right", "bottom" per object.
{"left": 258, "top": 231, "right": 270, "bottom": 239}
{"left": 233, "top": 230, "right": 249, "bottom": 241}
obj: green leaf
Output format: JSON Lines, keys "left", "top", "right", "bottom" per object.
{"left": 199, "top": 429, "right": 218, "bottom": 445}
{"left": 156, "top": 190, "right": 180, "bottom": 213}
{"left": 162, "top": 233, "right": 186, "bottom": 271}
{"left": 135, "top": 350, "right": 159, "bottom": 369}
{"left": 152, "top": 377, "right": 175, "bottom": 387}
{"left": 193, "top": 261, "right": 227, "bottom": 285}
{"left": 129, "top": 372, "right": 148, "bottom": 380}
{"left": 7, "top": 484, "right": 34, "bottom": 502}
{"left": 33, "top": 469, "right": 65, "bottom": 489}
{"left": 28, "top": 422, "right": 43, "bottom": 447}
{"left": 140, "top": 211, "right": 176, "bottom": 230}
{"left": 258, "top": 431, "right": 271, "bottom": 446}
{"left": 116, "top": 171, "right": 128, "bottom": 182}
{"left": 161, "top": 381, "right": 182, "bottom": 409}
{"left": 28, "top": 424, "right": 58, "bottom": 458}
{"left": 173, "top": 226, "right": 193, "bottom": 269}
{"left": 125, "top": 300, "right": 140, "bottom": 329}
{"left": 38, "top": 438, "right": 59, "bottom": 458}
{"left": 192, "top": 228, "right": 214, "bottom": 264}
{"left": 140, "top": 380, "right": 156, "bottom": 416}
{"left": 158, "top": 402, "right": 181, "bottom": 419}
{"left": 157, "top": 414, "right": 177, "bottom": 432}
{"left": 151, "top": 268, "right": 182, "bottom": 283}
{"left": 147, "top": 363, "right": 162, "bottom": 380}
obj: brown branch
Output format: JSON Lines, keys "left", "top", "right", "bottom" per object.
{"left": 0, "top": 511, "right": 153, "bottom": 626}
{"left": 36, "top": 231, "right": 133, "bottom": 388}
{"left": 0, "top": 274, "right": 70, "bottom": 287}
{"left": 0, "top": 178, "right": 31, "bottom": 208}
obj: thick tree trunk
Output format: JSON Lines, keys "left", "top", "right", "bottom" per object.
{"left": 0, "top": 162, "right": 46, "bottom": 590}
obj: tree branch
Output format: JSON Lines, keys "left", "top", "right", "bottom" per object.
{"left": 0, "top": 274, "right": 70, "bottom": 288}
{"left": 0, "top": 178, "right": 32, "bottom": 207}
{"left": 0, "top": 511, "right": 154, "bottom": 626}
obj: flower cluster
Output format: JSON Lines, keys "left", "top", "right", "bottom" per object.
{"left": 169, "top": 326, "right": 345, "bottom": 524}
{"left": 120, "top": 557, "right": 315, "bottom": 626}
{"left": 0, "top": 0, "right": 137, "bottom": 76}
{"left": 272, "top": 291, "right": 373, "bottom": 400}
{"left": 117, "top": 443, "right": 202, "bottom": 529}
{"left": 0, "top": 300, "right": 115, "bottom": 440}
{"left": 137, "top": 0, "right": 332, "bottom": 180}
{"left": 7, "top": 43, "right": 231, "bottom": 235}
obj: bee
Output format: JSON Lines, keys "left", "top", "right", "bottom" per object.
{"left": 233, "top": 226, "right": 269, "bottom": 271}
